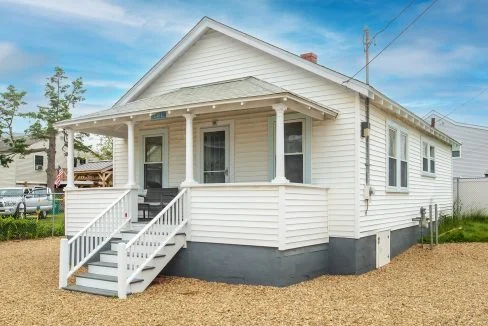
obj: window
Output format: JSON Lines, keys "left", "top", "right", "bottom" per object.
{"left": 422, "top": 141, "right": 436, "bottom": 175}
{"left": 452, "top": 146, "right": 461, "bottom": 158}
{"left": 144, "top": 136, "right": 163, "bottom": 188}
{"left": 269, "top": 115, "right": 311, "bottom": 184}
{"left": 34, "top": 155, "right": 44, "bottom": 171}
{"left": 387, "top": 122, "right": 408, "bottom": 191}
{"left": 284, "top": 121, "right": 304, "bottom": 183}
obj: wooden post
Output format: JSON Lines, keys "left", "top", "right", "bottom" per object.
{"left": 66, "top": 129, "right": 75, "bottom": 189}
{"left": 429, "top": 204, "right": 433, "bottom": 249}
{"left": 435, "top": 204, "right": 439, "bottom": 245}
{"left": 59, "top": 238, "right": 69, "bottom": 288}
{"left": 117, "top": 243, "right": 127, "bottom": 299}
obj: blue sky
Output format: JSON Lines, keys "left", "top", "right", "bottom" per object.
{"left": 0, "top": 0, "right": 487, "bottom": 132}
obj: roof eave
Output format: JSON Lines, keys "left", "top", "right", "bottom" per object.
{"left": 368, "top": 88, "right": 461, "bottom": 147}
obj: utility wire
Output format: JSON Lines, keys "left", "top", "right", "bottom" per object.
{"left": 344, "top": 0, "right": 440, "bottom": 84}
{"left": 434, "top": 87, "right": 488, "bottom": 124}
{"left": 370, "top": 0, "right": 417, "bottom": 43}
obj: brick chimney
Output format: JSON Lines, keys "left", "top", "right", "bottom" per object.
{"left": 431, "top": 117, "right": 436, "bottom": 128}
{"left": 300, "top": 52, "right": 317, "bottom": 63}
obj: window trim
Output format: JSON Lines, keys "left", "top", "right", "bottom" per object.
{"left": 138, "top": 128, "right": 169, "bottom": 189}
{"left": 421, "top": 138, "right": 437, "bottom": 178}
{"left": 268, "top": 113, "right": 312, "bottom": 184}
{"left": 385, "top": 121, "right": 409, "bottom": 193}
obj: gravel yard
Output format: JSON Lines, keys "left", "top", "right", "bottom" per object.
{"left": 0, "top": 238, "right": 487, "bottom": 325}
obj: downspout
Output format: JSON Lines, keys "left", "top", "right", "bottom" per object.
{"left": 364, "top": 26, "right": 371, "bottom": 215}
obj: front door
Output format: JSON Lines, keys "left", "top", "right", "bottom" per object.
{"left": 201, "top": 126, "right": 229, "bottom": 183}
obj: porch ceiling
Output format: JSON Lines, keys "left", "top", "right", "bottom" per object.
{"left": 56, "top": 77, "right": 338, "bottom": 133}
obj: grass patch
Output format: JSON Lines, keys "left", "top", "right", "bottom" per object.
{"left": 435, "top": 211, "right": 488, "bottom": 243}
{"left": 0, "top": 213, "right": 64, "bottom": 241}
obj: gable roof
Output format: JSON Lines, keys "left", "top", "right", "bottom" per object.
{"left": 423, "top": 110, "right": 488, "bottom": 132}
{"left": 60, "top": 77, "right": 338, "bottom": 124}
{"left": 114, "top": 17, "right": 369, "bottom": 107}
{"left": 74, "top": 160, "right": 112, "bottom": 173}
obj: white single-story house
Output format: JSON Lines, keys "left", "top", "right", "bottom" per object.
{"left": 56, "top": 17, "right": 460, "bottom": 298}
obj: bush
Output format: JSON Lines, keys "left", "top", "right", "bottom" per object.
{"left": 0, "top": 217, "right": 64, "bottom": 241}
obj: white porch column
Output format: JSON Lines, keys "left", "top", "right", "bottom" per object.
{"left": 125, "top": 121, "right": 136, "bottom": 187}
{"left": 66, "top": 129, "right": 75, "bottom": 189}
{"left": 272, "top": 103, "right": 289, "bottom": 183}
{"left": 181, "top": 113, "right": 196, "bottom": 186}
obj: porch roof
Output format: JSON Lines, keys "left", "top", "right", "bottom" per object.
{"left": 56, "top": 77, "right": 338, "bottom": 130}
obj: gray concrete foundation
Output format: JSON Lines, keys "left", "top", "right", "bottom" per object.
{"left": 163, "top": 242, "right": 329, "bottom": 287}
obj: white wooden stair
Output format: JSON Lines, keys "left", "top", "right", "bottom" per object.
{"left": 61, "top": 188, "right": 189, "bottom": 298}
{"left": 64, "top": 222, "right": 186, "bottom": 297}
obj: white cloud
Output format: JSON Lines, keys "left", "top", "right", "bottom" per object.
{"left": 0, "top": 0, "right": 145, "bottom": 27}
{"left": 370, "top": 42, "right": 480, "bottom": 78}
{"left": 0, "top": 42, "right": 41, "bottom": 75}
{"left": 84, "top": 79, "right": 132, "bottom": 90}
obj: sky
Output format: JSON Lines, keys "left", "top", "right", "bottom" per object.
{"left": 0, "top": 0, "right": 487, "bottom": 133}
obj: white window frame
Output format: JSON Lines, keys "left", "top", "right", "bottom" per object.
{"left": 386, "top": 121, "right": 409, "bottom": 193}
{"left": 421, "top": 139, "right": 436, "bottom": 178}
{"left": 138, "top": 128, "right": 169, "bottom": 189}
{"left": 452, "top": 145, "right": 461, "bottom": 159}
{"left": 195, "top": 120, "right": 235, "bottom": 183}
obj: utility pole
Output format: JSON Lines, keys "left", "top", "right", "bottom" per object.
{"left": 364, "top": 26, "right": 370, "bottom": 85}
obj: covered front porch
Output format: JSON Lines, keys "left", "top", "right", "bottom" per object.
{"left": 60, "top": 78, "right": 336, "bottom": 242}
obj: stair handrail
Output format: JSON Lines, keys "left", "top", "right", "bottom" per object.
{"left": 124, "top": 188, "right": 188, "bottom": 284}
{"left": 60, "top": 188, "right": 133, "bottom": 285}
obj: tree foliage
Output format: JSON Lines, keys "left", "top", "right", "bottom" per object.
{"left": 0, "top": 85, "right": 28, "bottom": 167}
{"left": 96, "top": 136, "right": 113, "bottom": 160}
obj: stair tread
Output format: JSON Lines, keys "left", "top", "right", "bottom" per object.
{"left": 121, "top": 229, "right": 140, "bottom": 234}
{"left": 77, "top": 273, "right": 143, "bottom": 283}
{"left": 89, "top": 261, "right": 155, "bottom": 270}
{"left": 110, "top": 239, "right": 128, "bottom": 244}
{"left": 64, "top": 285, "right": 118, "bottom": 297}
{"left": 101, "top": 250, "right": 167, "bottom": 258}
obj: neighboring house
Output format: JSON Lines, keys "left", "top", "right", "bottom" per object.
{"left": 73, "top": 160, "right": 113, "bottom": 187}
{"left": 0, "top": 134, "right": 91, "bottom": 188}
{"left": 424, "top": 110, "right": 487, "bottom": 178}
{"left": 56, "top": 17, "right": 459, "bottom": 298}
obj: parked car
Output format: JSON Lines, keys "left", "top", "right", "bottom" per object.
{"left": 0, "top": 187, "right": 53, "bottom": 218}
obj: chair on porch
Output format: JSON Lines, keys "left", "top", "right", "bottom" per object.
{"left": 138, "top": 188, "right": 179, "bottom": 220}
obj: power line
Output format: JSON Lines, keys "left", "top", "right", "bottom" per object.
{"left": 370, "top": 0, "right": 417, "bottom": 43}
{"left": 344, "top": 0, "right": 440, "bottom": 84}
{"left": 434, "top": 87, "right": 488, "bottom": 124}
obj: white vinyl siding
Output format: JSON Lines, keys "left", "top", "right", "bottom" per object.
{"left": 64, "top": 188, "right": 128, "bottom": 235}
{"left": 112, "top": 28, "right": 357, "bottom": 237}
{"left": 284, "top": 186, "right": 328, "bottom": 249}
{"left": 360, "top": 101, "right": 453, "bottom": 236}
{"left": 189, "top": 184, "right": 328, "bottom": 248}
{"left": 113, "top": 138, "right": 128, "bottom": 186}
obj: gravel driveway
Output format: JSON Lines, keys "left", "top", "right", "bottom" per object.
{"left": 0, "top": 238, "right": 487, "bottom": 325}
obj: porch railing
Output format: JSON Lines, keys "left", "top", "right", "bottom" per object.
{"left": 59, "top": 189, "right": 133, "bottom": 288}
{"left": 117, "top": 188, "right": 188, "bottom": 298}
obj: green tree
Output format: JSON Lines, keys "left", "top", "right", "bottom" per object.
{"left": 0, "top": 85, "right": 28, "bottom": 167}
{"left": 22, "top": 67, "right": 87, "bottom": 189}
{"left": 96, "top": 136, "right": 113, "bottom": 160}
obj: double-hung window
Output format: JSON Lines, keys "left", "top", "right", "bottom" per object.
{"left": 387, "top": 122, "right": 408, "bottom": 191}
{"left": 422, "top": 141, "right": 436, "bottom": 176}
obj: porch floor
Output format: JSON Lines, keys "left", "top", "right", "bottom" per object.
{"left": 1, "top": 237, "right": 487, "bottom": 325}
